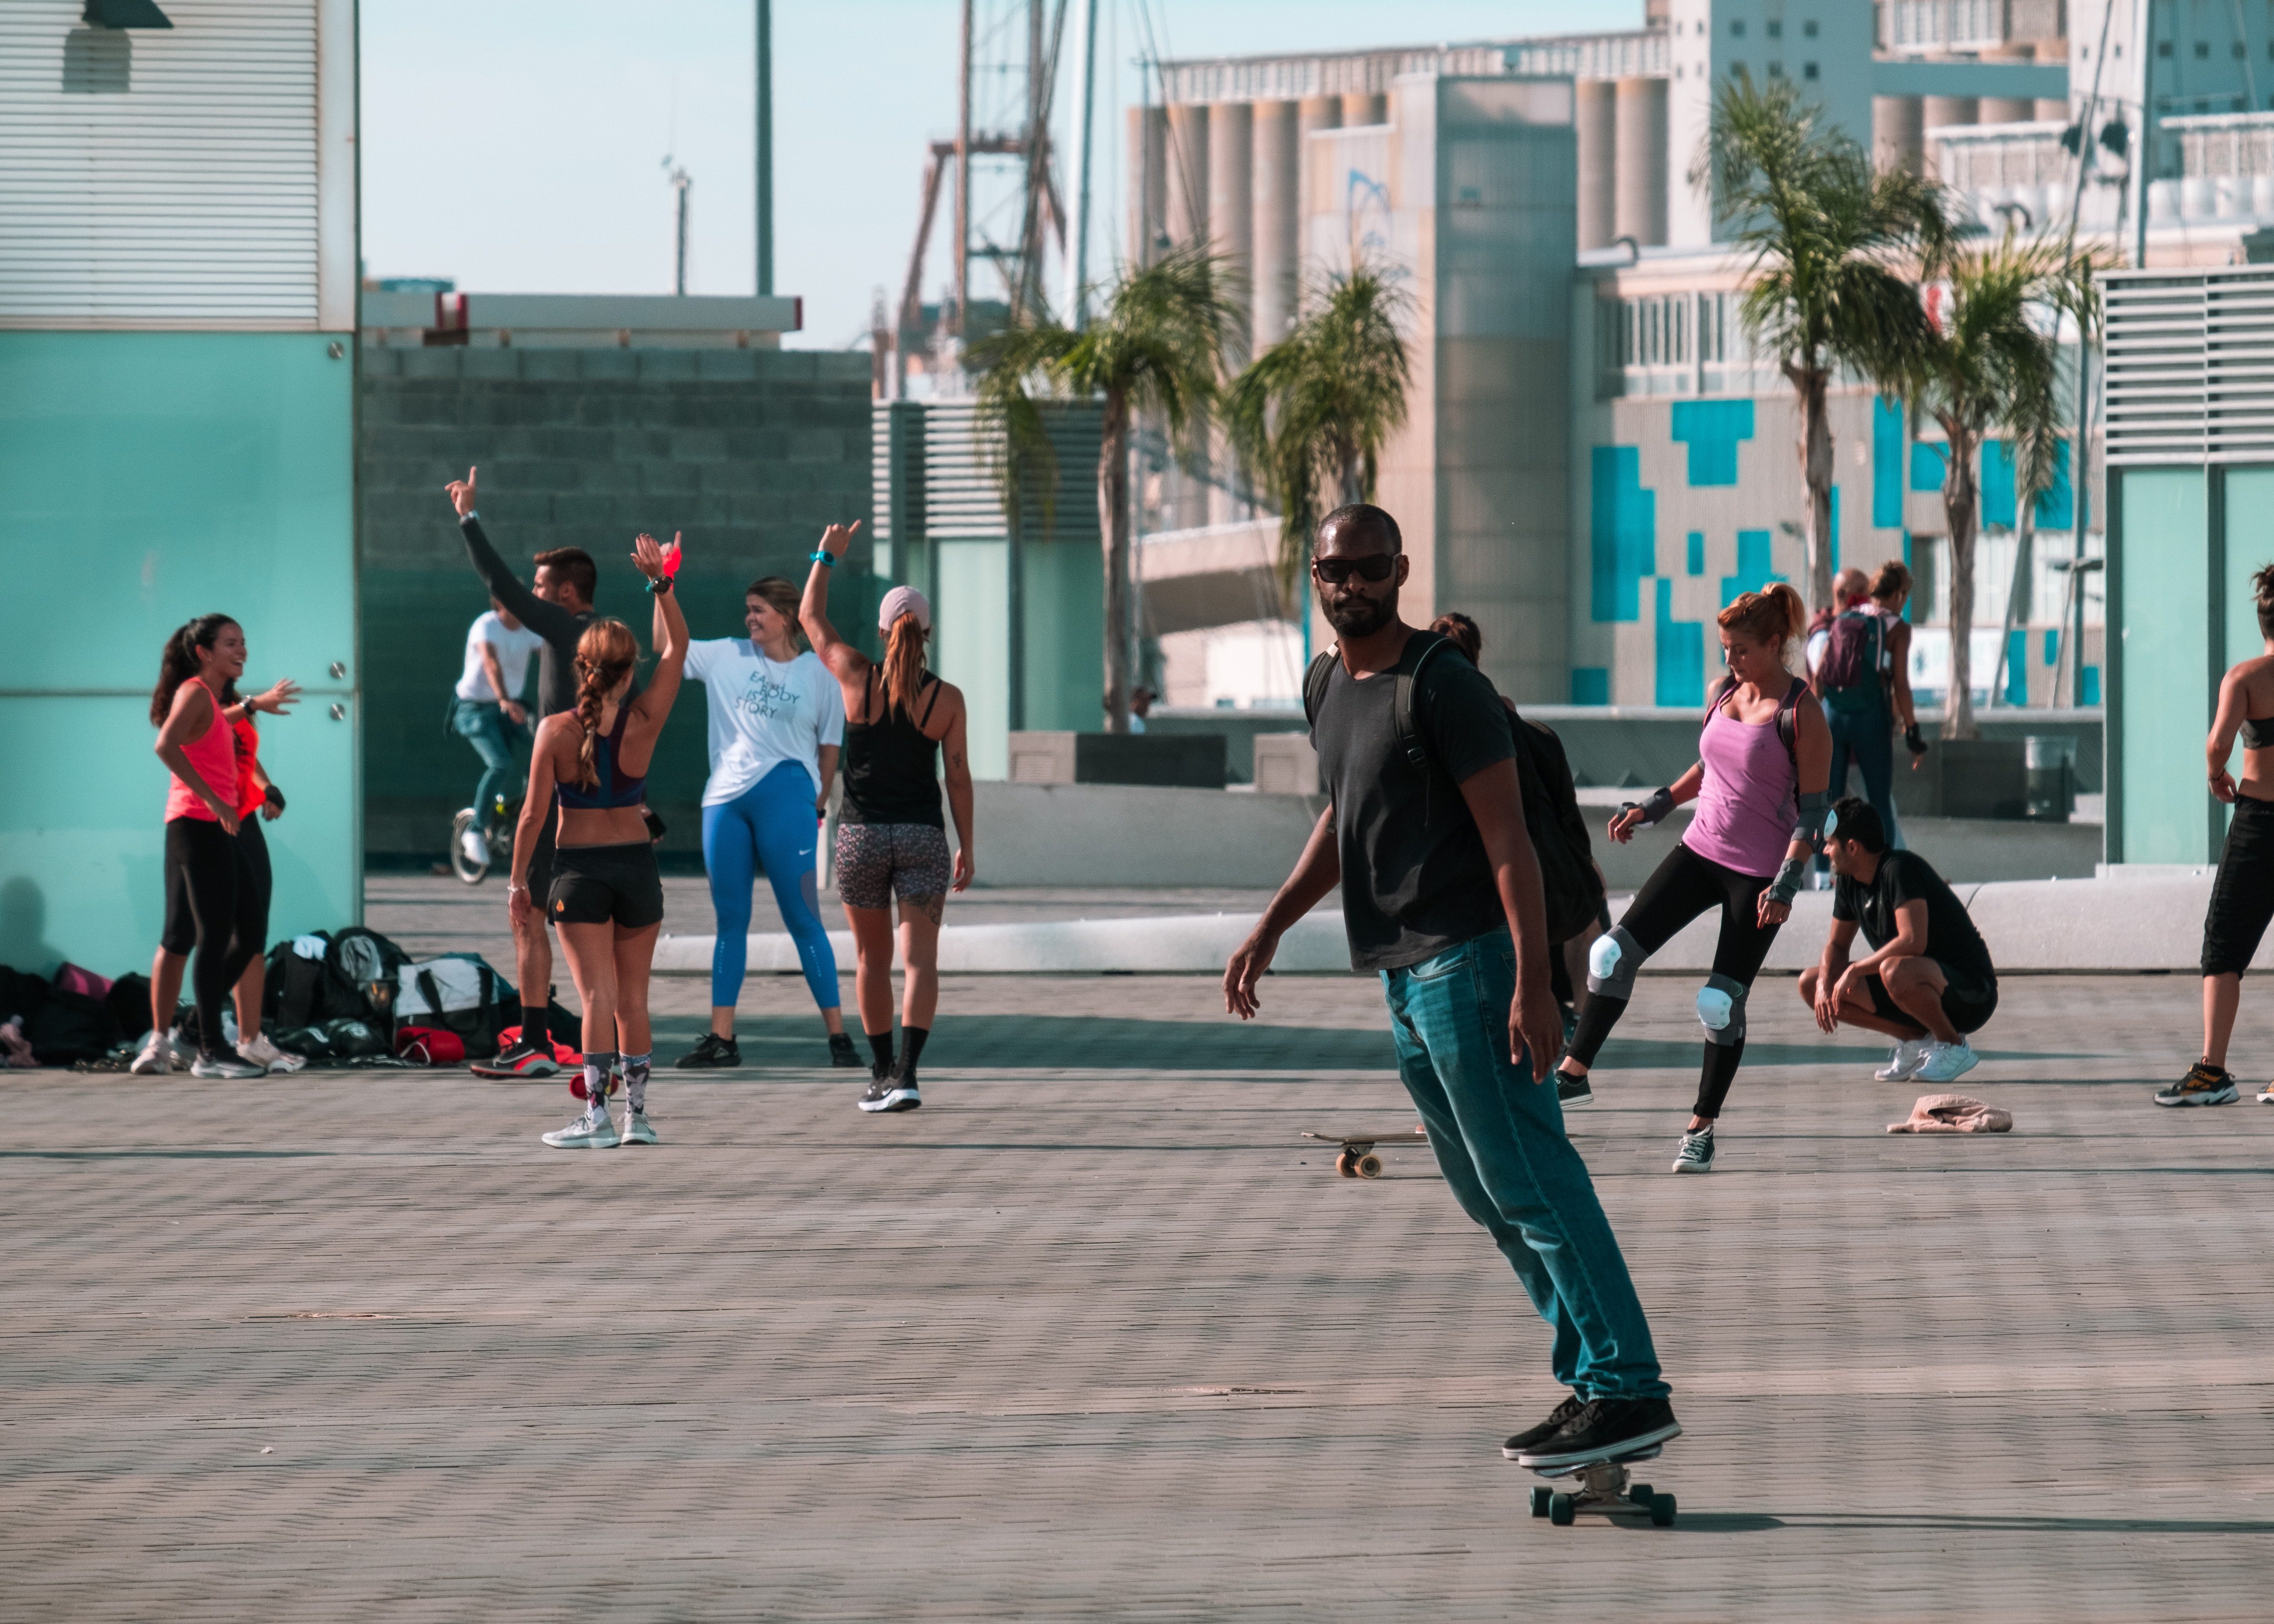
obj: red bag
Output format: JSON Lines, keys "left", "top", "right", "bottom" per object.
{"left": 496, "top": 1024, "right": 582, "bottom": 1067}
{"left": 53, "top": 962, "right": 113, "bottom": 1001}
{"left": 396, "top": 1025, "right": 465, "bottom": 1065}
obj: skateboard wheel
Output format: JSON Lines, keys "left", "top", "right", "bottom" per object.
{"left": 1355, "top": 1153, "right": 1384, "bottom": 1179}
{"left": 1548, "top": 1492, "right": 1576, "bottom": 1526}
{"left": 1334, "top": 1152, "right": 1357, "bottom": 1178}
{"left": 1649, "top": 1493, "right": 1675, "bottom": 1528}
{"left": 568, "top": 1076, "right": 587, "bottom": 1101}
{"left": 1628, "top": 1482, "right": 1653, "bottom": 1507}
{"left": 1528, "top": 1486, "right": 1551, "bottom": 1518}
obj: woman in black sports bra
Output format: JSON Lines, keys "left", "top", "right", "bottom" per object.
{"left": 511, "top": 531, "right": 689, "bottom": 1149}
{"left": 800, "top": 520, "right": 975, "bottom": 1115}
{"left": 2163, "top": 562, "right": 2274, "bottom": 1107}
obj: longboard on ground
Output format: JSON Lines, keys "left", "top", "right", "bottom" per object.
{"left": 1523, "top": 1442, "right": 1676, "bottom": 1528}
{"left": 1302, "top": 1127, "right": 1426, "bottom": 1179}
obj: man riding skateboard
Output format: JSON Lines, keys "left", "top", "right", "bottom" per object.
{"left": 1224, "top": 503, "right": 1679, "bottom": 1471}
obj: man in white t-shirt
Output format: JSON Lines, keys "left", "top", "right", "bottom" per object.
{"left": 451, "top": 599, "right": 547, "bottom": 863}
{"left": 675, "top": 577, "right": 856, "bottom": 1071}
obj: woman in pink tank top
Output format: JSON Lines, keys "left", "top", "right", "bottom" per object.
{"left": 138, "top": 615, "right": 271, "bottom": 1081}
{"left": 1551, "top": 584, "right": 1832, "bottom": 1176}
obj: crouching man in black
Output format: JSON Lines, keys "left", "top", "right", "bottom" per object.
{"left": 1801, "top": 796, "right": 1998, "bottom": 1086}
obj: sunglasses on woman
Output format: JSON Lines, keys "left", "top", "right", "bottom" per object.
{"left": 1310, "top": 553, "right": 1397, "bottom": 585}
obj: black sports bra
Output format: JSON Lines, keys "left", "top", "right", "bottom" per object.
{"left": 555, "top": 704, "right": 647, "bottom": 809}
{"left": 2245, "top": 717, "right": 2274, "bottom": 749}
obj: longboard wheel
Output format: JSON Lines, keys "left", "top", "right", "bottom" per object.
{"left": 1528, "top": 1486, "right": 1551, "bottom": 1518}
{"left": 1628, "top": 1482, "right": 1653, "bottom": 1507}
{"left": 1354, "top": 1153, "right": 1384, "bottom": 1179}
{"left": 1548, "top": 1492, "right": 1576, "bottom": 1526}
{"left": 1334, "top": 1152, "right": 1357, "bottom": 1178}
{"left": 1649, "top": 1493, "right": 1675, "bottom": 1528}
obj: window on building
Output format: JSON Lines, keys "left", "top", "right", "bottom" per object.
{"left": 1731, "top": 18, "right": 1746, "bottom": 36}
{"left": 2239, "top": 42, "right": 2251, "bottom": 58}
{"left": 1803, "top": 19, "right": 1818, "bottom": 37}
{"left": 1769, "top": 60, "right": 1784, "bottom": 77}
{"left": 1804, "top": 61, "right": 1819, "bottom": 79}
{"left": 2197, "top": 41, "right": 2211, "bottom": 59}
{"left": 2158, "top": 40, "right": 2173, "bottom": 57}
{"left": 1767, "top": 20, "right": 1782, "bottom": 37}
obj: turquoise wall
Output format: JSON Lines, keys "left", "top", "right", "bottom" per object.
{"left": 2113, "top": 468, "right": 2212, "bottom": 864}
{"left": 0, "top": 332, "right": 357, "bottom": 977}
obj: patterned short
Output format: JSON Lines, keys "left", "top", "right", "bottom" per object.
{"left": 834, "top": 822, "right": 952, "bottom": 911}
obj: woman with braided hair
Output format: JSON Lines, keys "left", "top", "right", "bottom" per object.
{"left": 1552, "top": 583, "right": 1832, "bottom": 1174}
{"left": 511, "top": 532, "right": 688, "bottom": 1150}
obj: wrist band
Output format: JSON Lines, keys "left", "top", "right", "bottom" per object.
{"left": 1621, "top": 786, "right": 1676, "bottom": 828}
{"left": 1766, "top": 855, "right": 1808, "bottom": 907}
{"left": 809, "top": 550, "right": 835, "bottom": 567}
{"left": 647, "top": 575, "right": 672, "bottom": 595}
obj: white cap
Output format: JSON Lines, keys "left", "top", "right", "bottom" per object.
{"left": 877, "top": 585, "right": 932, "bottom": 633}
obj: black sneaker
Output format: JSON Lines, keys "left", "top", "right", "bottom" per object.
{"left": 1501, "top": 1393, "right": 1589, "bottom": 1459}
{"left": 674, "top": 1032, "right": 741, "bottom": 1070}
{"left": 1513, "top": 1395, "right": 1681, "bottom": 1469}
{"left": 828, "top": 1032, "right": 861, "bottom": 1069}
{"left": 1556, "top": 1068, "right": 1593, "bottom": 1109}
{"left": 858, "top": 1068, "right": 921, "bottom": 1113}
{"left": 471, "top": 1041, "right": 560, "bottom": 1080}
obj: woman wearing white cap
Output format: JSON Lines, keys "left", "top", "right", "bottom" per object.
{"left": 800, "top": 522, "right": 974, "bottom": 1112}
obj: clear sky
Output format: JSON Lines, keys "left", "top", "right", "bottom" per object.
{"left": 358, "top": 0, "right": 1640, "bottom": 350}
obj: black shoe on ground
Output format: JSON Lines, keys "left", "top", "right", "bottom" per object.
{"left": 1513, "top": 1395, "right": 1681, "bottom": 1469}
{"left": 1555, "top": 1068, "right": 1594, "bottom": 1109}
{"left": 471, "top": 1040, "right": 560, "bottom": 1080}
{"left": 674, "top": 1032, "right": 741, "bottom": 1070}
{"left": 1501, "top": 1392, "right": 1589, "bottom": 1459}
{"left": 857, "top": 1069, "right": 921, "bottom": 1113}
{"left": 828, "top": 1032, "right": 861, "bottom": 1069}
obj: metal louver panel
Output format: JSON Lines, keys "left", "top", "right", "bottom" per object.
{"left": 2104, "top": 266, "right": 2274, "bottom": 467}
{"left": 0, "top": 0, "right": 331, "bottom": 329}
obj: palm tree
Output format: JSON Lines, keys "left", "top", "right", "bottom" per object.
{"left": 1222, "top": 263, "right": 1414, "bottom": 595}
{"left": 1903, "top": 230, "right": 2069, "bottom": 741}
{"left": 973, "top": 245, "right": 1244, "bottom": 733}
{"left": 1701, "top": 74, "right": 1946, "bottom": 612}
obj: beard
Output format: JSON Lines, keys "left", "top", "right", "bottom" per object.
{"left": 1320, "top": 583, "right": 1397, "bottom": 638}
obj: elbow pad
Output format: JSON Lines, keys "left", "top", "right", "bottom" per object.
{"left": 1790, "top": 790, "right": 1838, "bottom": 846}
{"left": 1621, "top": 787, "right": 1677, "bottom": 828}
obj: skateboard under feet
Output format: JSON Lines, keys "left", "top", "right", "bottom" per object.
{"left": 1524, "top": 1444, "right": 1676, "bottom": 1528}
{"left": 1303, "top": 1127, "right": 1426, "bottom": 1179}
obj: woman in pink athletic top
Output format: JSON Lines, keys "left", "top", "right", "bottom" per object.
{"left": 1553, "top": 583, "right": 1832, "bottom": 1175}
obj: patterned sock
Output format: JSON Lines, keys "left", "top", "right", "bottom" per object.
{"left": 623, "top": 1051, "right": 651, "bottom": 1113}
{"left": 866, "top": 1031, "right": 895, "bottom": 1075}
{"left": 582, "top": 1051, "right": 617, "bottom": 1110}
{"left": 900, "top": 1026, "right": 929, "bottom": 1083}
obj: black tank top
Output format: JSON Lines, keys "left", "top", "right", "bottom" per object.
{"left": 841, "top": 668, "right": 945, "bottom": 828}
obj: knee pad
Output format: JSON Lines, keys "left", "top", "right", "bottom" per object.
{"left": 1695, "top": 973, "right": 1748, "bottom": 1047}
{"left": 1586, "top": 926, "right": 1646, "bottom": 999}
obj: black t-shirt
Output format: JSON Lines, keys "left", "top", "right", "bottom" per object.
{"left": 1311, "top": 632, "right": 1518, "bottom": 970}
{"left": 1832, "top": 848, "right": 1996, "bottom": 993}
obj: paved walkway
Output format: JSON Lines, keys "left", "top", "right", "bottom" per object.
{"left": 5, "top": 970, "right": 2272, "bottom": 1620}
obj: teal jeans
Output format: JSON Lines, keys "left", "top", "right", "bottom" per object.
{"left": 1381, "top": 925, "right": 1669, "bottom": 1400}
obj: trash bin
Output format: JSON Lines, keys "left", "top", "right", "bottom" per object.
{"left": 2024, "top": 734, "right": 2077, "bottom": 822}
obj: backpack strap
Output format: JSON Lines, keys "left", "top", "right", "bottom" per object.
{"left": 1392, "top": 633, "right": 1453, "bottom": 774}
{"left": 1301, "top": 648, "right": 1339, "bottom": 729}
{"left": 1776, "top": 675, "right": 1806, "bottom": 776}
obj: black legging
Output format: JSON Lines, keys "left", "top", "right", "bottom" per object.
{"left": 1566, "top": 842, "right": 1783, "bottom": 1120}
{"left": 161, "top": 817, "right": 263, "bottom": 1053}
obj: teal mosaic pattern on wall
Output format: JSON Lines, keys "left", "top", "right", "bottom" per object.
{"left": 1655, "top": 578, "right": 1705, "bottom": 706}
{"left": 1590, "top": 445, "right": 1655, "bottom": 622}
{"left": 1668, "top": 399, "right": 1754, "bottom": 486}
{"left": 1872, "top": 396, "right": 1905, "bottom": 527}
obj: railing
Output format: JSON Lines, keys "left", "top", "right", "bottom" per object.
{"left": 1152, "top": 30, "right": 1664, "bottom": 104}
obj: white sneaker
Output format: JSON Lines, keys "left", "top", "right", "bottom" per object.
{"left": 239, "top": 1033, "right": 306, "bottom": 1073}
{"left": 189, "top": 1048, "right": 267, "bottom": 1080}
{"left": 460, "top": 827, "right": 489, "bottom": 866}
{"left": 129, "top": 1031, "right": 175, "bottom": 1075}
{"left": 542, "top": 1108, "right": 621, "bottom": 1150}
{"left": 1915, "top": 1040, "right": 1980, "bottom": 1084}
{"left": 621, "top": 1110, "right": 658, "bottom": 1146}
{"left": 1874, "top": 1038, "right": 1930, "bottom": 1082}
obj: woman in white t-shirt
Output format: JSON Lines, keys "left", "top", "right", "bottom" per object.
{"left": 451, "top": 599, "right": 548, "bottom": 863}
{"left": 676, "top": 575, "right": 853, "bottom": 1069}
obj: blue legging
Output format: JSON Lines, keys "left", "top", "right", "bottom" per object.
{"left": 702, "top": 762, "right": 840, "bottom": 1012}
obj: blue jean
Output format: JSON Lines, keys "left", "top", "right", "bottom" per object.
{"left": 702, "top": 761, "right": 840, "bottom": 1013}
{"left": 1826, "top": 703, "right": 1904, "bottom": 851}
{"left": 1381, "top": 926, "right": 1669, "bottom": 1399}
{"left": 452, "top": 699, "right": 529, "bottom": 831}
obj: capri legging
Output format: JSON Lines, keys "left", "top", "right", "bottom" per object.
{"left": 160, "top": 817, "right": 264, "bottom": 1051}
{"left": 702, "top": 761, "right": 841, "bottom": 1012}
{"left": 1565, "top": 841, "right": 1784, "bottom": 1121}
{"left": 2202, "top": 791, "right": 2274, "bottom": 976}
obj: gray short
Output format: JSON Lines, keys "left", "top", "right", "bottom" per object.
{"left": 835, "top": 822, "right": 951, "bottom": 911}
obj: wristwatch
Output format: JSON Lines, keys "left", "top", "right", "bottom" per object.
{"left": 810, "top": 549, "right": 835, "bottom": 567}
{"left": 646, "top": 574, "right": 673, "bottom": 595}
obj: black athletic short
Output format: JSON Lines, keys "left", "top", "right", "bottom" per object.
{"left": 1863, "top": 966, "right": 1998, "bottom": 1035}
{"left": 548, "top": 840, "right": 665, "bottom": 929}
{"left": 2202, "top": 793, "right": 2274, "bottom": 975}
{"left": 528, "top": 808, "right": 558, "bottom": 930}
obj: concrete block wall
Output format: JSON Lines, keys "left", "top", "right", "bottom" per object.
{"left": 359, "top": 345, "right": 876, "bottom": 859}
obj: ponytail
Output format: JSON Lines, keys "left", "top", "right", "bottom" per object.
{"left": 883, "top": 612, "right": 928, "bottom": 719}
{"left": 1716, "top": 581, "right": 1807, "bottom": 666}
{"left": 571, "top": 618, "right": 638, "bottom": 790}
{"left": 151, "top": 614, "right": 238, "bottom": 726}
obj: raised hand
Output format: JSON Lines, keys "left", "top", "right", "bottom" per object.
{"left": 630, "top": 532, "right": 669, "bottom": 580}
{"left": 249, "top": 678, "right": 300, "bottom": 716}
{"left": 446, "top": 466, "right": 479, "bottom": 518}
{"left": 818, "top": 520, "right": 862, "bottom": 559}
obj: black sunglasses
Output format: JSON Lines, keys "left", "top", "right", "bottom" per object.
{"left": 1311, "top": 554, "right": 1397, "bottom": 585}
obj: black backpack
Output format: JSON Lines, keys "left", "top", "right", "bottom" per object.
{"left": 1304, "top": 635, "right": 1607, "bottom": 945}
{"left": 262, "top": 927, "right": 414, "bottom": 1029}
